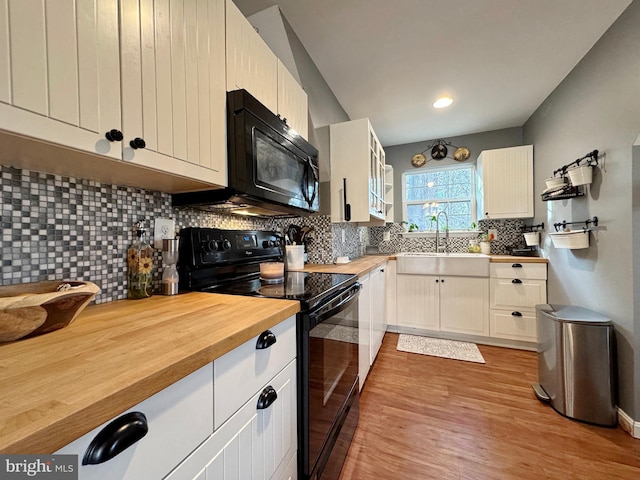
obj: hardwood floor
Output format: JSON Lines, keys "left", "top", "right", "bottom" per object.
{"left": 339, "top": 333, "right": 640, "bottom": 480}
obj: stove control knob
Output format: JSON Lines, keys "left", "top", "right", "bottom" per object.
{"left": 200, "top": 240, "right": 216, "bottom": 253}
{"left": 262, "top": 240, "right": 271, "bottom": 248}
{"left": 221, "top": 239, "right": 232, "bottom": 251}
{"left": 269, "top": 240, "right": 279, "bottom": 247}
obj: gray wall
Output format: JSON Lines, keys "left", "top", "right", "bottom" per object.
{"left": 385, "top": 127, "right": 523, "bottom": 221}
{"left": 523, "top": 1, "right": 640, "bottom": 417}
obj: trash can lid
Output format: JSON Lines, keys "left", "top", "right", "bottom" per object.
{"left": 535, "top": 304, "right": 612, "bottom": 325}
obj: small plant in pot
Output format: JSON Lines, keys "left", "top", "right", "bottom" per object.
{"left": 400, "top": 221, "right": 420, "bottom": 232}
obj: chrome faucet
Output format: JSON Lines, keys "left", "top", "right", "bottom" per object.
{"left": 435, "top": 211, "right": 449, "bottom": 254}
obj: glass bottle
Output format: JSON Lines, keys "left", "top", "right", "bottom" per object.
{"left": 127, "top": 221, "right": 154, "bottom": 299}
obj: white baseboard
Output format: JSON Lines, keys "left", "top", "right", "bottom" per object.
{"left": 617, "top": 408, "right": 640, "bottom": 439}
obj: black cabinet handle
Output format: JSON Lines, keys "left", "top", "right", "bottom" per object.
{"left": 256, "top": 386, "right": 277, "bottom": 410}
{"left": 256, "top": 330, "right": 276, "bottom": 349}
{"left": 512, "top": 278, "right": 522, "bottom": 284}
{"left": 380, "top": 269, "right": 385, "bottom": 273}
{"left": 129, "top": 137, "right": 146, "bottom": 149}
{"left": 440, "top": 279, "right": 445, "bottom": 283}
{"left": 435, "top": 279, "right": 439, "bottom": 283}
{"left": 512, "top": 263, "right": 523, "bottom": 268}
{"left": 512, "top": 311, "right": 523, "bottom": 317}
{"left": 343, "top": 178, "right": 351, "bottom": 221}
{"left": 82, "top": 412, "right": 148, "bottom": 465}
{"left": 105, "top": 129, "right": 123, "bottom": 142}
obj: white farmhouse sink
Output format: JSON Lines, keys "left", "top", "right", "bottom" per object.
{"left": 395, "top": 252, "right": 490, "bottom": 277}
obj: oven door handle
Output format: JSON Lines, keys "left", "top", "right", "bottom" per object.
{"left": 310, "top": 283, "right": 361, "bottom": 327}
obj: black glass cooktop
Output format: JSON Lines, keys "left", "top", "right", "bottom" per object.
{"left": 203, "top": 271, "right": 357, "bottom": 312}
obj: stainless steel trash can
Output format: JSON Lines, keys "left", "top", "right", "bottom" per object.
{"left": 533, "top": 304, "right": 616, "bottom": 427}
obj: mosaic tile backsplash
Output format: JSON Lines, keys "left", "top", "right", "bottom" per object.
{"left": 369, "top": 219, "right": 528, "bottom": 255}
{"left": 0, "top": 166, "right": 337, "bottom": 303}
{"left": 1, "top": 164, "right": 531, "bottom": 305}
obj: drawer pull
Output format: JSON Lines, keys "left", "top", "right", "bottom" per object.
{"left": 82, "top": 412, "right": 148, "bottom": 465}
{"left": 512, "top": 311, "right": 523, "bottom": 317}
{"left": 256, "top": 330, "right": 277, "bottom": 349}
{"left": 256, "top": 386, "right": 278, "bottom": 410}
{"left": 512, "top": 263, "right": 523, "bottom": 268}
{"left": 512, "top": 279, "right": 523, "bottom": 284}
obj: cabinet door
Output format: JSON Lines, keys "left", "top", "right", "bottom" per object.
{"left": 490, "top": 278, "right": 547, "bottom": 309}
{"left": 0, "top": 0, "right": 121, "bottom": 159}
{"left": 226, "top": 0, "right": 278, "bottom": 113}
{"left": 166, "top": 360, "right": 297, "bottom": 480}
{"left": 277, "top": 60, "right": 308, "bottom": 139}
{"left": 396, "top": 274, "right": 439, "bottom": 331}
{"left": 120, "top": 0, "right": 226, "bottom": 186}
{"left": 478, "top": 145, "right": 533, "bottom": 219}
{"left": 358, "top": 273, "right": 371, "bottom": 390}
{"left": 490, "top": 309, "right": 537, "bottom": 342}
{"left": 57, "top": 363, "right": 214, "bottom": 480}
{"left": 370, "top": 264, "right": 386, "bottom": 364}
{"left": 440, "top": 276, "right": 489, "bottom": 336}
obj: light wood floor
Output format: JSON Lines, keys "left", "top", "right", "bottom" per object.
{"left": 339, "top": 333, "right": 640, "bottom": 480}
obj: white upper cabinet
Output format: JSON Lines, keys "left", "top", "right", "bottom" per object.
{"left": 226, "top": 0, "right": 309, "bottom": 139}
{"left": 225, "top": 0, "right": 278, "bottom": 113}
{"left": 0, "top": 0, "right": 121, "bottom": 159}
{"left": 120, "top": 0, "right": 227, "bottom": 186}
{"left": 476, "top": 145, "right": 534, "bottom": 219}
{"left": 330, "top": 118, "right": 386, "bottom": 224}
{"left": 0, "top": 0, "right": 227, "bottom": 191}
{"left": 277, "top": 59, "right": 308, "bottom": 139}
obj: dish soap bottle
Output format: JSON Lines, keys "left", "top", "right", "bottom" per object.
{"left": 127, "top": 220, "right": 154, "bottom": 299}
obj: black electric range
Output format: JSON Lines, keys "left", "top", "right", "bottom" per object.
{"left": 177, "top": 227, "right": 361, "bottom": 480}
{"left": 177, "top": 227, "right": 357, "bottom": 311}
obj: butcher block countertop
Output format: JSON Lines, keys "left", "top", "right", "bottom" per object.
{"left": 0, "top": 292, "right": 299, "bottom": 454}
{"left": 301, "top": 255, "right": 391, "bottom": 276}
{"left": 489, "top": 255, "right": 548, "bottom": 263}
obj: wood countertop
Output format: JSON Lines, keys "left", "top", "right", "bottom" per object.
{"left": 489, "top": 255, "right": 548, "bottom": 263}
{"left": 0, "top": 293, "right": 299, "bottom": 454}
{"left": 301, "top": 255, "right": 391, "bottom": 276}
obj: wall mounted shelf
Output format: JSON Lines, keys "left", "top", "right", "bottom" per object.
{"left": 542, "top": 185, "right": 584, "bottom": 201}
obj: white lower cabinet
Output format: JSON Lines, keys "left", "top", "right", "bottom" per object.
{"left": 56, "top": 364, "right": 214, "bottom": 480}
{"left": 396, "top": 274, "right": 489, "bottom": 336}
{"left": 357, "top": 272, "right": 371, "bottom": 391}
{"left": 489, "top": 262, "right": 547, "bottom": 342}
{"left": 166, "top": 359, "right": 297, "bottom": 480}
{"left": 57, "top": 315, "right": 297, "bottom": 480}
{"left": 357, "top": 263, "right": 387, "bottom": 390}
{"left": 370, "top": 264, "right": 387, "bottom": 363}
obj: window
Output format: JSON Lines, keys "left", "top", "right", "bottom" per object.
{"left": 402, "top": 164, "right": 476, "bottom": 231}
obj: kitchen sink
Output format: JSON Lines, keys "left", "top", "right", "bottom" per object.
{"left": 395, "top": 252, "right": 490, "bottom": 277}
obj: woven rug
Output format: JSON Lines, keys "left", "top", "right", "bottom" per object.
{"left": 397, "top": 334, "right": 485, "bottom": 364}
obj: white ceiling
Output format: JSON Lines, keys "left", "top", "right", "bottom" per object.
{"left": 234, "top": 0, "right": 632, "bottom": 146}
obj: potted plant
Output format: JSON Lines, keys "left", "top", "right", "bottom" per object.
{"left": 400, "top": 221, "right": 419, "bottom": 232}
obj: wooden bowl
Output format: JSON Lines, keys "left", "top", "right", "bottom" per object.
{"left": 0, "top": 281, "right": 100, "bottom": 343}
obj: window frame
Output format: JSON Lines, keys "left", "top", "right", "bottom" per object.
{"left": 401, "top": 163, "right": 478, "bottom": 232}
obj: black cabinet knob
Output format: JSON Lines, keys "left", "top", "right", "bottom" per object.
{"left": 129, "top": 137, "right": 146, "bottom": 149}
{"left": 105, "top": 129, "right": 123, "bottom": 142}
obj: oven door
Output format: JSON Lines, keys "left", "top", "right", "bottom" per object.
{"left": 299, "top": 283, "right": 360, "bottom": 478}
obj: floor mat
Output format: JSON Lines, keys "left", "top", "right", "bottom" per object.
{"left": 397, "top": 334, "right": 485, "bottom": 364}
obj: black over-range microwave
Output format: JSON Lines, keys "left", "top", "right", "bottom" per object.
{"left": 172, "top": 89, "right": 319, "bottom": 217}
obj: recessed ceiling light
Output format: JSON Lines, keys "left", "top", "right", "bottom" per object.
{"left": 433, "top": 96, "right": 454, "bottom": 109}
